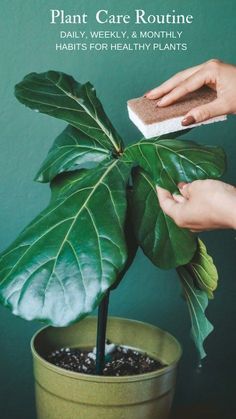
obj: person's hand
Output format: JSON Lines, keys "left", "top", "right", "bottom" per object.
{"left": 156, "top": 180, "right": 236, "bottom": 232}
{"left": 145, "top": 59, "right": 236, "bottom": 126}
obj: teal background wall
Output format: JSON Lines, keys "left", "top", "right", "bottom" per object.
{"left": 0, "top": 0, "right": 236, "bottom": 417}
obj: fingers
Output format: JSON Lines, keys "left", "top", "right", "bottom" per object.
{"left": 178, "top": 182, "right": 188, "bottom": 190}
{"left": 145, "top": 64, "right": 202, "bottom": 99}
{"left": 182, "top": 99, "right": 227, "bottom": 125}
{"left": 156, "top": 186, "right": 172, "bottom": 203}
{"left": 173, "top": 194, "right": 186, "bottom": 203}
{"left": 156, "top": 186, "right": 183, "bottom": 220}
{"left": 155, "top": 69, "right": 207, "bottom": 107}
{"left": 178, "top": 183, "right": 191, "bottom": 198}
{"left": 158, "top": 183, "right": 191, "bottom": 206}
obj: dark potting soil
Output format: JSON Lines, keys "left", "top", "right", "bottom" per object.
{"left": 46, "top": 343, "right": 166, "bottom": 376}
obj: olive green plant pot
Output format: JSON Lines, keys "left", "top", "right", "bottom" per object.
{"left": 31, "top": 317, "right": 182, "bottom": 419}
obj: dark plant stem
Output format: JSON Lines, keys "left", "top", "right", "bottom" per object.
{"left": 95, "top": 290, "right": 110, "bottom": 375}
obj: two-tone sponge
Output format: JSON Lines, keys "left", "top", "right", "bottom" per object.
{"left": 127, "top": 87, "right": 227, "bottom": 138}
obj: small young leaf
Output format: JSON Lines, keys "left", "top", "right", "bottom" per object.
{"left": 177, "top": 266, "right": 214, "bottom": 359}
{"left": 183, "top": 239, "right": 218, "bottom": 299}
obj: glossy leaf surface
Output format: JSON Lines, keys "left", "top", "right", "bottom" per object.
{"left": 125, "top": 139, "right": 226, "bottom": 269}
{"left": 15, "top": 71, "right": 123, "bottom": 154}
{"left": 0, "top": 160, "right": 130, "bottom": 326}
{"left": 123, "top": 138, "right": 226, "bottom": 193}
{"left": 131, "top": 169, "right": 197, "bottom": 269}
{"left": 111, "top": 191, "right": 139, "bottom": 290}
{"left": 35, "top": 125, "right": 111, "bottom": 182}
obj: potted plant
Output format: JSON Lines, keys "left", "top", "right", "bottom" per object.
{"left": 0, "top": 71, "right": 225, "bottom": 419}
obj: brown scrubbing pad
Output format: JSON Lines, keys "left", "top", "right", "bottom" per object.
{"left": 127, "top": 87, "right": 227, "bottom": 138}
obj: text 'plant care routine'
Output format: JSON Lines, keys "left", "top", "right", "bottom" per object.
{"left": 49, "top": 9, "right": 195, "bottom": 53}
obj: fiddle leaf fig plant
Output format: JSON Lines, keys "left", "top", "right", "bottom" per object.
{"left": 0, "top": 71, "right": 226, "bottom": 367}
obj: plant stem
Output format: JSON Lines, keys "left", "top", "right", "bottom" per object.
{"left": 95, "top": 290, "right": 110, "bottom": 375}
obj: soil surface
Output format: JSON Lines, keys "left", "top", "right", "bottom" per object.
{"left": 47, "top": 343, "right": 166, "bottom": 376}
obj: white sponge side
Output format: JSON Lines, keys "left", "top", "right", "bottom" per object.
{"left": 128, "top": 106, "right": 227, "bottom": 138}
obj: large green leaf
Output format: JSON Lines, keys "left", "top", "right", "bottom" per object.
{"left": 35, "top": 125, "right": 112, "bottom": 183}
{"left": 0, "top": 160, "right": 131, "bottom": 326}
{"left": 124, "top": 139, "right": 226, "bottom": 269}
{"left": 15, "top": 71, "right": 123, "bottom": 154}
{"left": 131, "top": 168, "right": 196, "bottom": 269}
{"left": 177, "top": 266, "right": 214, "bottom": 359}
{"left": 123, "top": 138, "right": 226, "bottom": 193}
{"left": 182, "top": 239, "right": 218, "bottom": 299}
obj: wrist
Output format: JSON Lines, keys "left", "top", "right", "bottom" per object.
{"left": 230, "top": 213, "right": 236, "bottom": 230}
{"left": 226, "top": 192, "right": 236, "bottom": 229}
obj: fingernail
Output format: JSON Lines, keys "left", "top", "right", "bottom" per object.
{"left": 181, "top": 115, "right": 196, "bottom": 126}
{"left": 143, "top": 90, "right": 151, "bottom": 98}
{"left": 179, "top": 182, "right": 188, "bottom": 190}
{"left": 155, "top": 99, "right": 163, "bottom": 107}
